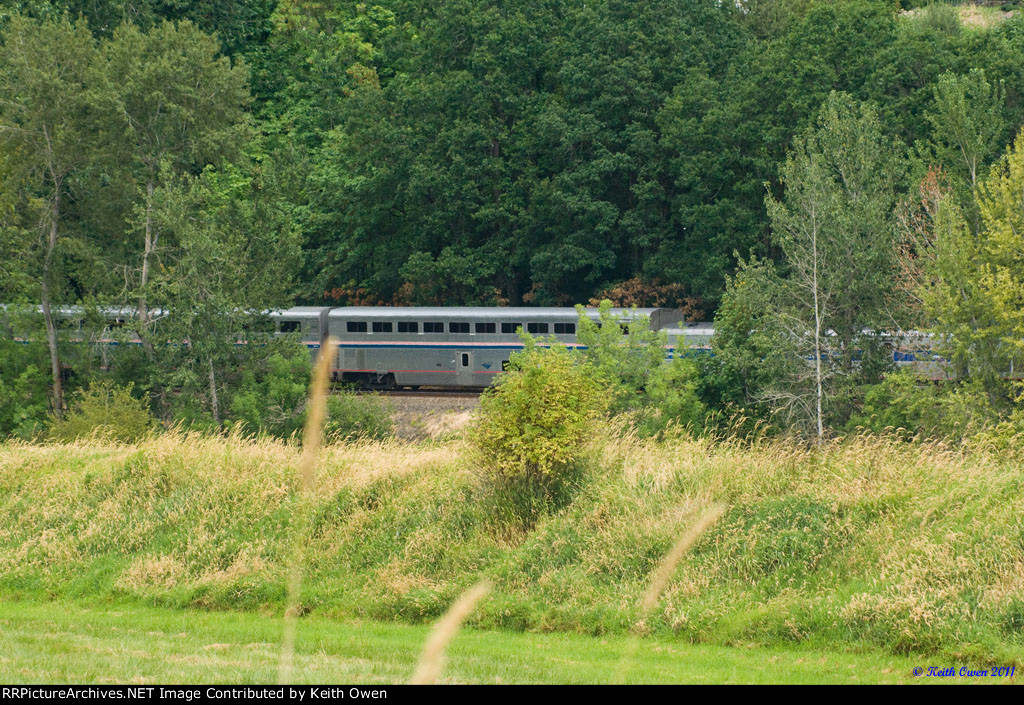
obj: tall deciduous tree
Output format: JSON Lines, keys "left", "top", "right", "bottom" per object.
{"left": 146, "top": 163, "right": 301, "bottom": 424}
{"left": 102, "top": 19, "right": 250, "bottom": 352}
{"left": 921, "top": 132, "right": 1024, "bottom": 405}
{"left": 927, "top": 69, "right": 1006, "bottom": 192}
{"left": 762, "top": 92, "right": 903, "bottom": 438}
{"left": 0, "top": 14, "right": 102, "bottom": 417}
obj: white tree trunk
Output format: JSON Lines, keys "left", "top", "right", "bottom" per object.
{"left": 137, "top": 180, "right": 156, "bottom": 358}
{"left": 42, "top": 191, "right": 63, "bottom": 419}
{"left": 811, "top": 209, "right": 824, "bottom": 442}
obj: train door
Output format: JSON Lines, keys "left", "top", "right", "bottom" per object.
{"left": 456, "top": 351, "right": 474, "bottom": 386}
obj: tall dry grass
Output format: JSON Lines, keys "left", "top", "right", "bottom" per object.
{"left": 410, "top": 581, "right": 492, "bottom": 684}
{"left": 639, "top": 503, "right": 727, "bottom": 614}
{"left": 278, "top": 338, "right": 334, "bottom": 684}
{"left": 614, "top": 503, "right": 727, "bottom": 682}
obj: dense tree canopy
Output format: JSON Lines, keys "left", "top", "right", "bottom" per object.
{"left": 6, "top": 0, "right": 1024, "bottom": 309}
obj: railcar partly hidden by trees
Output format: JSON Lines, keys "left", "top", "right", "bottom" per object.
{"left": 3, "top": 304, "right": 957, "bottom": 391}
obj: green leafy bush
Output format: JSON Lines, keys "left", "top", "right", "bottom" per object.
{"left": 324, "top": 389, "right": 394, "bottom": 441}
{"left": 47, "top": 381, "right": 155, "bottom": 443}
{"left": 574, "top": 300, "right": 707, "bottom": 436}
{"left": 845, "top": 369, "right": 943, "bottom": 437}
{"left": 0, "top": 340, "right": 50, "bottom": 439}
{"left": 229, "top": 343, "right": 311, "bottom": 438}
{"left": 574, "top": 300, "right": 669, "bottom": 413}
{"left": 471, "top": 338, "right": 607, "bottom": 526}
{"left": 636, "top": 357, "right": 707, "bottom": 436}
{"left": 227, "top": 341, "right": 393, "bottom": 440}
{"left": 846, "top": 370, "right": 1001, "bottom": 440}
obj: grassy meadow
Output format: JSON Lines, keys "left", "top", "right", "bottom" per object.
{"left": 1, "top": 429, "right": 1023, "bottom": 683}
{"left": 1, "top": 598, "right": 959, "bottom": 685}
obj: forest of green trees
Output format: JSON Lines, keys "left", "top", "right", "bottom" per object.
{"left": 5, "top": 0, "right": 1024, "bottom": 440}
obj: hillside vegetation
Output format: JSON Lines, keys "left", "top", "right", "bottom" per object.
{"left": 2, "top": 432, "right": 1022, "bottom": 663}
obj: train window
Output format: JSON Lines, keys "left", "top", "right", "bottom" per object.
{"left": 527, "top": 322, "right": 549, "bottom": 334}
{"left": 475, "top": 322, "right": 496, "bottom": 334}
{"left": 554, "top": 323, "right": 575, "bottom": 335}
{"left": 621, "top": 324, "right": 630, "bottom": 335}
{"left": 461, "top": 353, "right": 470, "bottom": 367}
{"left": 424, "top": 322, "right": 444, "bottom": 333}
{"left": 398, "top": 321, "right": 418, "bottom": 333}
{"left": 501, "top": 322, "right": 522, "bottom": 334}
{"left": 449, "top": 322, "right": 470, "bottom": 333}
{"left": 501, "top": 359, "right": 511, "bottom": 371}
{"left": 372, "top": 321, "right": 393, "bottom": 333}
{"left": 346, "top": 321, "right": 368, "bottom": 333}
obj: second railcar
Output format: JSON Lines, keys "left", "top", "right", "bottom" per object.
{"left": 320, "top": 306, "right": 685, "bottom": 388}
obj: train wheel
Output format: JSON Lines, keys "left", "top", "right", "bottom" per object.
{"left": 368, "top": 372, "right": 396, "bottom": 391}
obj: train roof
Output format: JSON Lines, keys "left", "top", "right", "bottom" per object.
{"left": 268, "top": 307, "right": 329, "bottom": 318}
{"left": 322, "top": 306, "right": 670, "bottom": 320}
{"left": 13, "top": 305, "right": 168, "bottom": 319}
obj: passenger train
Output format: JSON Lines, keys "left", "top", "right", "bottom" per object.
{"left": 265, "top": 306, "right": 945, "bottom": 387}
{"left": 268, "top": 306, "right": 695, "bottom": 389}
{"left": 2, "top": 304, "right": 948, "bottom": 388}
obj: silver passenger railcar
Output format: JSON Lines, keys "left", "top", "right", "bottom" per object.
{"left": 326, "top": 306, "right": 686, "bottom": 388}
{"left": 270, "top": 306, "right": 688, "bottom": 388}
{"left": 268, "top": 306, "right": 332, "bottom": 357}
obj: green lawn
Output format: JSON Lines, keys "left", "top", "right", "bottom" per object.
{"left": 0, "top": 599, "right": 1009, "bottom": 684}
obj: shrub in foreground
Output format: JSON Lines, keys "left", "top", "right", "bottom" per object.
{"left": 472, "top": 339, "right": 606, "bottom": 479}
{"left": 228, "top": 342, "right": 394, "bottom": 441}
{"left": 229, "top": 345, "right": 311, "bottom": 438}
{"left": 846, "top": 370, "right": 1007, "bottom": 440}
{"left": 470, "top": 339, "right": 607, "bottom": 523}
{"left": 575, "top": 301, "right": 707, "bottom": 436}
{"left": 47, "top": 381, "right": 155, "bottom": 443}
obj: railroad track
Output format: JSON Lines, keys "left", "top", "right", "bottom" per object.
{"left": 350, "top": 387, "right": 484, "bottom": 398}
